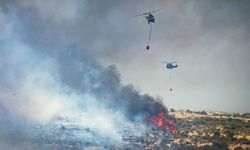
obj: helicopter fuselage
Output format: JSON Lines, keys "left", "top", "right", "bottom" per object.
{"left": 146, "top": 14, "right": 155, "bottom": 24}
{"left": 166, "top": 63, "right": 178, "bottom": 69}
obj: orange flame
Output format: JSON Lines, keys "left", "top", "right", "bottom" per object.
{"left": 149, "top": 111, "right": 177, "bottom": 135}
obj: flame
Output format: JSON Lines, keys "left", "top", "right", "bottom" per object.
{"left": 149, "top": 111, "right": 177, "bottom": 135}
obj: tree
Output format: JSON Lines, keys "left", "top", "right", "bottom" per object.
{"left": 170, "top": 108, "right": 175, "bottom": 112}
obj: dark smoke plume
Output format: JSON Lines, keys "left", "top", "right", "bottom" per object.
{"left": 0, "top": 1, "right": 176, "bottom": 149}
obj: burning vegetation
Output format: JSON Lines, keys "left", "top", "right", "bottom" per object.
{"left": 149, "top": 110, "right": 177, "bottom": 135}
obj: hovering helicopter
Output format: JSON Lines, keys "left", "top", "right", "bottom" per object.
{"left": 161, "top": 62, "right": 178, "bottom": 92}
{"left": 161, "top": 62, "right": 178, "bottom": 70}
{"left": 136, "top": 9, "right": 161, "bottom": 50}
{"left": 136, "top": 9, "right": 161, "bottom": 24}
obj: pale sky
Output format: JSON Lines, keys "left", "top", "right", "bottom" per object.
{"left": 1, "top": 0, "right": 250, "bottom": 113}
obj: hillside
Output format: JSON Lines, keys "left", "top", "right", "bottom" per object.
{"left": 143, "top": 110, "right": 250, "bottom": 150}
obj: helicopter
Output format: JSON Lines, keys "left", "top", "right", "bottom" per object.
{"left": 161, "top": 62, "right": 178, "bottom": 92}
{"left": 136, "top": 9, "right": 161, "bottom": 24}
{"left": 136, "top": 9, "right": 161, "bottom": 50}
{"left": 161, "top": 62, "right": 178, "bottom": 70}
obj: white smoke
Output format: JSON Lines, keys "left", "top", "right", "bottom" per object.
{"left": 0, "top": 1, "right": 161, "bottom": 149}
{"left": 17, "top": 0, "right": 83, "bottom": 23}
{"left": 0, "top": 38, "right": 134, "bottom": 142}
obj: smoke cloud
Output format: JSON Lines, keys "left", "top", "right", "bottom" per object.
{"left": 0, "top": 1, "right": 170, "bottom": 149}
{"left": 1, "top": 0, "right": 250, "bottom": 149}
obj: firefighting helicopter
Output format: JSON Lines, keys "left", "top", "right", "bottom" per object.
{"left": 161, "top": 61, "right": 178, "bottom": 70}
{"left": 161, "top": 62, "right": 178, "bottom": 91}
{"left": 136, "top": 9, "right": 161, "bottom": 50}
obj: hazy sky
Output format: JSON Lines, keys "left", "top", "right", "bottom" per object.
{"left": 1, "top": 0, "right": 250, "bottom": 113}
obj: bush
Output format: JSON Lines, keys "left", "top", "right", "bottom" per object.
{"left": 212, "top": 141, "right": 229, "bottom": 150}
{"left": 200, "top": 111, "right": 207, "bottom": 115}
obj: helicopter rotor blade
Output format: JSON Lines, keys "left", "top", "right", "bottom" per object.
{"left": 135, "top": 8, "right": 161, "bottom": 17}
{"left": 135, "top": 13, "right": 149, "bottom": 17}
{"left": 161, "top": 61, "right": 178, "bottom": 64}
{"left": 147, "top": 8, "right": 161, "bottom": 14}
